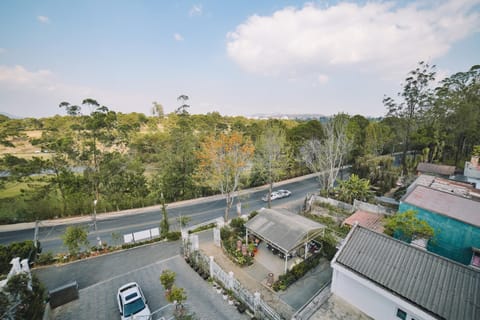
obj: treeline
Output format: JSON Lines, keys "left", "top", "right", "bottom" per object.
{"left": 0, "top": 63, "right": 478, "bottom": 223}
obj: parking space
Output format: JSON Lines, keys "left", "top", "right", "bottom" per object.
{"left": 49, "top": 255, "right": 249, "bottom": 320}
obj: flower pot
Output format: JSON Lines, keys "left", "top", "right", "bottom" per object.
{"left": 228, "top": 299, "right": 235, "bottom": 305}
{"left": 216, "top": 288, "right": 222, "bottom": 294}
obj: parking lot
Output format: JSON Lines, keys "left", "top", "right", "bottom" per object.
{"left": 35, "top": 243, "right": 250, "bottom": 320}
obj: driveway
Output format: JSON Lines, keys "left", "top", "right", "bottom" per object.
{"left": 34, "top": 242, "right": 249, "bottom": 320}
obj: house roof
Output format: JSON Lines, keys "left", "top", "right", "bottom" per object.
{"left": 244, "top": 208, "right": 324, "bottom": 253}
{"left": 417, "top": 162, "right": 455, "bottom": 176}
{"left": 342, "top": 210, "right": 384, "bottom": 233}
{"left": 335, "top": 226, "right": 480, "bottom": 320}
{"left": 402, "top": 185, "right": 480, "bottom": 227}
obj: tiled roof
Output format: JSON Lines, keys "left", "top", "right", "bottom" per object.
{"left": 402, "top": 185, "right": 480, "bottom": 227}
{"left": 417, "top": 162, "right": 455, "bottom": 176}
{"left": 335, "top": 226, "right": 480, "bottom": 320}
{"left": 244, "top": 208, "right": 324, "bottom": 253}
{"left": 342, "top": 210, "right": 384, "bottom": 233}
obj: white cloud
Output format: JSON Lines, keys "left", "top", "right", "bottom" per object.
{"left": 0, "top": 65, "right": 53, "bottom": 87}
{"left": 37, "top": 15, "right": 50, "bottom": 24}
{"left": 226, "top": 0, "right": 480, "bottom": 78}
{"left": 174, "top": 33, "right": 184, "bottom": 41}
{"left": 189, "top": 4, "right": 203, "bottom": 17}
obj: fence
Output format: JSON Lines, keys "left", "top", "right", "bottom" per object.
{"left": 185, "top": 240, "right": 283, "bottom": 320}
{"left": 123, "top": 227, "right": 160, "bottom": 244}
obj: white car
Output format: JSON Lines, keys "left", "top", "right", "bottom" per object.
{"left": 262, "top": 189, "right": 291, "bottom": 202}
{"left": 117, "top": 282, "right": 151, "bottom": 320}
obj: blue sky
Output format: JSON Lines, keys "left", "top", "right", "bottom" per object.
{"left": 0, "top": 0, "right": 479, "bottom": 118}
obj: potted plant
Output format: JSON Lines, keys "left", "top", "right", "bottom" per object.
{"left": 237, "top": 302, "right": 247, "bottom": 313}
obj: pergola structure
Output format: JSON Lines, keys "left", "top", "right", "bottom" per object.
{"left": 244, "top": 208, "right": 325, "bottom": 274}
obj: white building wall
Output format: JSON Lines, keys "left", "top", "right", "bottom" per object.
{"left": 331, "top": 265, "right": 436, "bottom": 320}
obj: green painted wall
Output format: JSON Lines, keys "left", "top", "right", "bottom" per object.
{"left": 399, "top": 203, "right": 480, "bottom": 265}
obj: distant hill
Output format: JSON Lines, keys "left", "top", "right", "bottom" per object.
{"left": 0, "top": 112, "right": 21, "bottom": 119}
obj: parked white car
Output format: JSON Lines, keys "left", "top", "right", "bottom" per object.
{"left": 117, "top": 282, "right": 151, "bottom": 320}
{"left": 262, "top": 189, "right": 291, "bottom": 202}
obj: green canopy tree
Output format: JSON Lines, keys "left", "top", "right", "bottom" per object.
{"left": 62, "top": 225, "right": 89, "bottom": 256}
{"left": 383, "top": 61, "right": 436, "bottom": 174}
{"left": 384, "top": 210, "right": 435, "bottom": 243}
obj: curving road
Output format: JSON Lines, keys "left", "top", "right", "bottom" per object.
{"left": 0, "top": 173, "right": 332, "bottom": 254}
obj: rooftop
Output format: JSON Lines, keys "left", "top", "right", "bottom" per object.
{"left": 335, "top": 226, "right": 480, "bottom": 320}
{"left": 402, "top": 184, "right": 480, "bottom": 227}
{"left": 417, "top": 162, "right": 456, "bottom": 176}
{"left": 245, "top": 208, "right": 325, "bottom": 253}
{"left": 342, "top": 210, "right": 384, "bottom": 233}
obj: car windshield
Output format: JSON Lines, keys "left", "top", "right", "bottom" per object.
{"left": 123, "top": 297, "right": 146, "bottom": 317}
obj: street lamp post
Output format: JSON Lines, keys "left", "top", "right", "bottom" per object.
{"left": 93, "top": 199, "right": 101, "bottom": 247}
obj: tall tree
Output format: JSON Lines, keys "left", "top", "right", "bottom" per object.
{"left": 434, "top": 65, "right": 480, "bottom": 165}
{"left": 300, "top": 115, "right": 351, "bottom": 193}
{"left": 151, "top": 101, "right": 164, "bottom": 118}
{"left": 253, "top": 123, "right": 288, "bottom": 208}
{"left": 383, "top": 61, "right": 436, "bottom": 174}
{"left": 196, "top": 131, "right": 254, "bottom": 222}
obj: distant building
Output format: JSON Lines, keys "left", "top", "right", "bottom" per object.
{"left": 331, "top": 225, "right": 480, "bottom": 320}
{"left": 416, "top": 162, "right": 455, "bottom": 177}
{"left": 399, "top": 179, "right": 480, "bottom": 265}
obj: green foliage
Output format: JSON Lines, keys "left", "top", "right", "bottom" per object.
{"left": 229, "top": 217, "right": 246, "bottom": 236}
{"left": 160, "top": 269, "right": 176, "bottom": 291}
{"left": 3, "top": 273, "right": 46, "bottom": 320}
{"left": 333, "top": 174, "right": 374, "bottom": 204}
{"left": 353, "top": 155, "right": 400, "bottom": 194}
{"left": 61, "top": 225, "right": 89, "bottom": 256}
{"left": 248, "top": 211, "right": 258, "bottom": 220}
{"left": 272, "top": 253, "right": 322, "bottom": 291}
{"left": 168, "top": 285, "right": 187, "bottom": 304}
{"left": 35, "top": 252, "right": 55, "bottom": 266}
{"left": 0, "top": 240, "right": 36, "bottom": 275}
{"left": 384, "top": 209, "right": 435, "bottom": 242}
{"left": 188, "top": 223, "right": 216, "bottom": 234}
{"left": 166, "top": 231, "right": 181, "bottom": 241}
{"left": 318, "top": 231, "right": 338, "bottom": 260}
{"left": 473, "top": 145, "right": 480, "bottom": 157}
{"left": 220, "top": 226, "right": 253, "bottom": 266}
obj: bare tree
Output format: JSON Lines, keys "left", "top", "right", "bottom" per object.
{"left": 254, "top": 124, "right": 288, "bottom": 208}
{"left": 300, "top": 116, "right": 351, "bottom": 193}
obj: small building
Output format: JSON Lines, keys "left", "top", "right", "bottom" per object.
{"left": 464, "top": 155, "right": 480, "bottom": 188}
{"left": 331, "top": 225, "right": 480, "bottom": 320}
{"left": 399, "top": 184, "right": 480, "bottom": 265}
{"left": 342, "top": 210, "right": 384, "bottom": 233}
{"left": 244, "top": 208, "right": 325, "bottom": 274}
{"left": 416, "top": 162, "right": 455, "bottom": 177}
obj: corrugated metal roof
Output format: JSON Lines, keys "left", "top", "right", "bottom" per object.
{"left": 336, "top": 226, "right": 480, "bottom": 320}
{"left": 244, "top": 208, "right": 324, "bottom": 252}
{"left": 402, "top": 185, "right": 480, "bottom": 227}
{"left": 343, "top": 210, "right": 384, "bottom": 233}
{"left": 417, "top": 162, "right": 456, "bottom": 176}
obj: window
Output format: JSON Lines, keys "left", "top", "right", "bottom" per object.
{"left": 396, "top": 308, "right": 407, "bottom": 320}
{"left": 471, "top": 248, "right": 480, "bottom": 268}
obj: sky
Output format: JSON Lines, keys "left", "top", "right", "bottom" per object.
{"left": 0, "top": 0, "right": 479, "bottom": 119}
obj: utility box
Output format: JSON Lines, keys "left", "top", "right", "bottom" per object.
{"left": 48, "top": 281, "right": 79, "bottom": 308}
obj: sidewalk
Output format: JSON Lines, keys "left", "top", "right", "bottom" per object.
{"left": 0, "top": 172, "right": 320, "bottom": 232}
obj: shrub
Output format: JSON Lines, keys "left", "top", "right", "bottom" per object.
{"left": 35, "top": 252, "right": 55, "bottom": 266}
{"left": 188, "top": 223, "right": 216, "bottom": 234}
{"left": 272, "top": 253, "right": 322, "bottom": 291}
{"left": 166, "top": 231, "right": 181, "bottom": 241}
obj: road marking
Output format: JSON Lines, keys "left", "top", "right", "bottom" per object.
{"left": 83, "top": 255, "right": 181, "bottom": 290}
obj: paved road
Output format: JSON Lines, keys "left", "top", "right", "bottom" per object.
{"left": 1, "top": 174, "right": 326, "bottom": 253}
{"left": 34, "top": 241, "right": 249, "bottom": 320}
